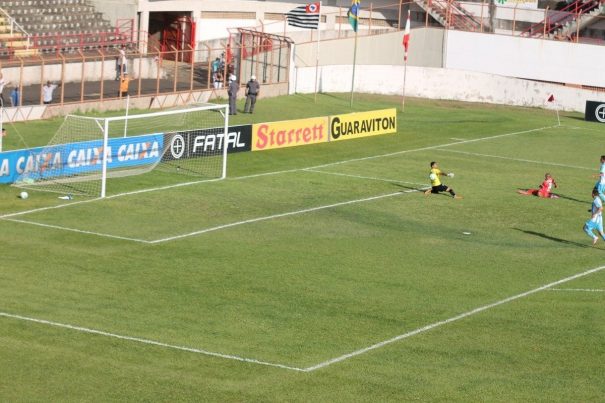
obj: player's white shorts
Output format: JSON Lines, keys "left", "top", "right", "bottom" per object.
{"left": 585, "top": 217, "right": 604, "bottom": 233}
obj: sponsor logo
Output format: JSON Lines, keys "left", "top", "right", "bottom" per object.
{"left": 585, "top": 101, "right": 605, "bottom": 124}
{"left": 252, "top": 117, "right": 328, "bottom": 151}
{"left": 330, "top": 109, "right": 397, "bottom": 141}
{"left": 596, "top": 105, "right": 605, "bottom": 123}
{"left": 170, "top": 134, "right": 186, "bottom": 159}
{"left": 165, "top": 125, "right": 252, "bottom": 160}
{"left": 0, "top": 134, "right": 163, "bottom": 183}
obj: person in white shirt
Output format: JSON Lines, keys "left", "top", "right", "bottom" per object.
{"left": 43, "top": 81, "right": 59, "bottom": 104}
{"left": 116, "top": 46, "right": 127, "bottom": 80}
{"left": 0, "top": 72, "right": 9, "bottom": 107}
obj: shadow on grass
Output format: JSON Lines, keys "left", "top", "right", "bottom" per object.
{"left": 513, "top": 228, "right": 595, "bottom": 249}
{"left": 516, "top": 190, "right": 589, "bottom": 205}
{"left": 555, "top": 193, "right": 590, "bottom": 204}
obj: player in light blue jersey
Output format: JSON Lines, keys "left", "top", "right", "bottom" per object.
{"left": 592, "top": 155, "right": 605, "bottom": 202}
{"left": 584, "top": 188, "right": 605, "bottom": 246}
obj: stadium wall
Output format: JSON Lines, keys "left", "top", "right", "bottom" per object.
{"left": 292, "top": 29, "right": 444, "bottom": 68}
{"left": 292, "top": 64, "right": 605, "bottom": 112}
{"left": 443, "top": 30, "right": 605, "bottom": 89}
{"left": 0, "top": 58, "right": 162, "bottom": 87}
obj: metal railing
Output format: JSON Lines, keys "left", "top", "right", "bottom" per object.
{"left": 0, "top": 35, "right": 292, "bottom": 109}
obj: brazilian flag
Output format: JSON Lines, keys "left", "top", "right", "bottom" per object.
{"left": 347, "top": 0, "right": 361, "bottom": 32}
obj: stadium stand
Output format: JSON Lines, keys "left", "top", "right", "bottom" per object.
{"left": 0, "top": 0, "right": 131, "bottom": 57}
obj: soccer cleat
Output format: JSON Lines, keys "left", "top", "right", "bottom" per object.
{"left": 593, "top": 237, "right": 599, "bottom": 246}
{"left": 454, "top": 195, "right": 463, "bottom": 199}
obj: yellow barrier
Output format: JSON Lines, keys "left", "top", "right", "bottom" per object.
{"left": 329, "top": 108, "right": 397, "bottom": 142}
{"left": 251, "top": 109, "right": 397, "bottom": 151}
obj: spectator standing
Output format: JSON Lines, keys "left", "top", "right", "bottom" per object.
{"left": 119, "top": 73, "right": 130, "bottom": 97}
{"left": 10, "top": 86, "right": 19, "bottom": 107}
{"left": 212, "top": 57, "right": 221, "bottom": 74}
{"left": 213, "top": 70, "right": 223, "bottom": 89}
{"left": 244, "top": 75, "right": 260, "bottom": 114}
{"left": 116, "top": 46, "right": 127, "bottom": 80}
{"left": 43, "top": 81, "right": 59, "bottom": 104}
{"left": 0, "top": 73, "right": 9, "bottom": 107}
{"left": 227, "top": 74, "right": 238, "bottom": 115}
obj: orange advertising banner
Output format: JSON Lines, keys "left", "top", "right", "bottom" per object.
{"left": 252, "top": 117, "right": 329, "bottom": 151}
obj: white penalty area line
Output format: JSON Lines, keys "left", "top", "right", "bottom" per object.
{"left": 1, "top": 125, "right": 553, "bottom": 241}
{"left": 548, "top": 288, "right": 605, "bottom": 292}
{"left": 303, "top": 264, "right": 605, "bottom": 372}
{"left": 3, "top": 265, "right": 604, "bottom": 373}
{"left": 2, "top": 217, "right": 150, "bottom": 244}
{"left": 303, "top": 168, "right": 427, "bottom": 187}
{"left": 0, "top": 312, "right": 305, "bottom": 372}
{"left": 148, "top": 188, "right": 422, "bottom": 244}
{"left": 308, "top": 125, "right": 557, "bottom": 170}
{"left": 436, "top": 149, "right": 593, "bottom": 171}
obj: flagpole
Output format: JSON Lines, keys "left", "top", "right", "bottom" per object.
{"left": 401, "top": 10, "right": 410, "bottom": 112}
{"left": 401, "top": 59, "right": 408, "bottom": 112}
{"left": 350, "top": 29, "right": 358, "bottom": 107}
{"left": 314, "top": 1, "right": 322, "bottom": 103}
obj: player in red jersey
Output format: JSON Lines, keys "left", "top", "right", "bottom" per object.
{"left": 517, "top": 173, "right": 559, "bottom": 198}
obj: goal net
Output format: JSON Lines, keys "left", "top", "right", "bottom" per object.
{"left": 12, "top": 103, "right": 229, "bottom": 197}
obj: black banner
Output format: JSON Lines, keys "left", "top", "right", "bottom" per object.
{"left": 163, "top": 124, "right": 252, "bottom": 161}
{"left": 585, "top": 101, "right": 605, "bottom": 123}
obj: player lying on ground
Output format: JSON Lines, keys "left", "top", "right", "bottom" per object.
{"left": 584, "top": 187, "right": 605, "bottom": 246}
{"left": 424, "top": 161, "right": 462, "bottom": 199}
{"left": 517, "top": 173, "right": 559, "bottom": 198}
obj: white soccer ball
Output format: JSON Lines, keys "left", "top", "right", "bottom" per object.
{"left": 429, "top": 173, "right": 437, "bottom": 181}
{"left": 20, "top": 191, "right": 29, "bottom": 199}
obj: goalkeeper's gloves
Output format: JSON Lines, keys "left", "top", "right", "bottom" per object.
{"left": 447, "top": 172, "right": 455, "bottom": 178}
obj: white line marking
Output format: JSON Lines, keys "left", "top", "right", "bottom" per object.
{"left": 450, "top": 138, "right": 467, "bottom": 141}
{"left": 437, "top": 149, "right": 593, "bottom": 171}
{"left": 1, "top": 125, "right": 554, "bottom": 240}
{"left": 307, "top": 125, "right": 556, "bottom": 170}
{"left": 302, "top": 265, "right": 605, "bottom": 372}
{"left": 548, "top": 288, "right": 605, "bottom": 292}
{"left": 3, "top": 218, "right": 151, "bottom": 243}
{"left": 0, "top": 312, "right": 305, "bottom": 372}
{"left": 0, "top": 198, "right": 101, "bottom": 219}
{"left": 149, "top": 189, "right": 421, "bottom": 244}
{"left": 304, "top": 168, "right": 426, "bottom": 186}
{"left": 565, "top": 125, "right": 605, "bottom": 133}
{"left": 3, "top": 265, "right": 603, "bottom": 372}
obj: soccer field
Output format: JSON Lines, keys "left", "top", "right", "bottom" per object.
{"left": 1, "top": 94, "right": 604, "bottom": 401}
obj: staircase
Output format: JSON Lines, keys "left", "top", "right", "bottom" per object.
{"left": 521, "top": 0, "right": 604, "bottom": 40}
{"left": 550, "top": 2, "right": 605, "bottom": 40}
{"left": 0, "top": 9, "right": 37, "bottom": 57}
{"left": 417, "top": 0, "right": 483, "bottom": 32}
{"left": 0, "top": 0, "right": 130, "bottom": 56}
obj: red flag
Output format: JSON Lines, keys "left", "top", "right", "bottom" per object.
{"left": 306, "top": 2, "right": 320, "bottom": 14}
{"left": 547, "top": 94, "right": 555, "bottom": 102}
{"left": 402, "top": 10, "right": 411, "bottom": 61}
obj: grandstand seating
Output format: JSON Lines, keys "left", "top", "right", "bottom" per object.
{"left": 0, "top": 0, "right": 124, "bottom": 57}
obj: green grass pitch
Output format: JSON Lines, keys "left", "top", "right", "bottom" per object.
{"left": 1, "top": 93, "right": 604, "bottom": 401}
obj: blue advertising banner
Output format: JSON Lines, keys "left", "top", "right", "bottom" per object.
{"left": 0, "top": 134, "right": 163, "bottom": 184}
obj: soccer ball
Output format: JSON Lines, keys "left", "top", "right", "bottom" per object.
{"left": 429, "top": 173, "right": 437, "bottom": 181}
{"left": 20, "top": 191, "right": 29, "bottom": 199}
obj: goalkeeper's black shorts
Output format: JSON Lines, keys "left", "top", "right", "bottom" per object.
{"left": 431, "top": 184, "right": 448, "bottom": 193}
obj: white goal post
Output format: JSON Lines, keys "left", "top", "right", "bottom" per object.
{"left": 13, "top": 103, "right": 230, "bottom": 198}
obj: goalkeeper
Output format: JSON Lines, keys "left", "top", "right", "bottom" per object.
{"left": 424, "top": 161, "right": 462, "bottom": 199}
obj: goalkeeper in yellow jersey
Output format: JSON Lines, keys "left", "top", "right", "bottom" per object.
{"left": 424, "top": 161, "right": 462, "bottom": 199}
